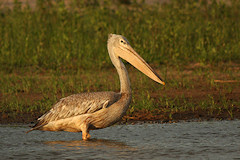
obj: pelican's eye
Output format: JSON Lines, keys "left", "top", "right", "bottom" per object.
{"left": 120, "top": 39, "right": 126, "bottom": 45}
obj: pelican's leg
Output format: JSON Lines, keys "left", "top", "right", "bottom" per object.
{"left": 82, "top": 127, "right": 89, "bottom": 141}
{"left": 81, "top": 122, "right": 90, "bottom": 141}
{"left": 86, "top": 131, "right": 91, "bottom": 139}
{"left": 81, "top": 116, "right": 92, "bottom": 140}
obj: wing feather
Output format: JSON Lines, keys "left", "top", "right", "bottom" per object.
{"left": 33, "top": 91, "right": 120, "bottom": 128}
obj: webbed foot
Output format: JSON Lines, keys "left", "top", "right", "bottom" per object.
{"left": 82, "top": 131, "right": 91, "bottom": 141}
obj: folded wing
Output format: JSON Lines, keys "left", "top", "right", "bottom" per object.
{"left": 30, "top": 91, "right": 121, "bottom": 130}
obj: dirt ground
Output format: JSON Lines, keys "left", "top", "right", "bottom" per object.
{"left": 1, "top": 107, "right": 239, "bottom": 125}
{"left": 1, "top": 75, "right": 239, "bottom": 124}
{"left": 1, "top": 62, "right": 240, "bottom": 124}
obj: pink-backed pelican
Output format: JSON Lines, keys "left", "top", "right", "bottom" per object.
{"left": 27, "top": 34, "right": 165, "bottom": 140}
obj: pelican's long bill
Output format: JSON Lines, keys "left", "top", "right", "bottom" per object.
{"left": 114, "top": 45, "right": 165, "bottom": 85}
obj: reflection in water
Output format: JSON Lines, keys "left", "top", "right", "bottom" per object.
{"left": 45, "top": 138, "right": 135, "bottom": 150}
{"left": 0, "top": 121, "right": 239, "bottom": 159}
{"left": 44, "top": 138, "right": 137, "bottom": 159}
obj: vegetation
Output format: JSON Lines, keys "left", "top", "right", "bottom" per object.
{"left": 0, "top": 0, "right": 239, "bottom": 123}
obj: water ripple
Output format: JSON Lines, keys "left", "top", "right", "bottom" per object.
{"left": 0, "top": 120, "right": 239, "bottom": 159}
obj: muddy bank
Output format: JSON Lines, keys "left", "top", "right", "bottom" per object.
{"left": 1, "top": 64, "right": 239, "bottom": 125}
{"left": 122, "top": 108, "right": 240, "bottom": 123}
{"left": 1, "top": 108, "right": 240, "bottom": 125}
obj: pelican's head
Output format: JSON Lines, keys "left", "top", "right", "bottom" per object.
{"left": 107, "top": 34, "right": 165, "bottom": 85}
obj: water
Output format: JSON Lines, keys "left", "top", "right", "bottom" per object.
{"left": 0, "top": 120, "right": 239, "bottom": 159}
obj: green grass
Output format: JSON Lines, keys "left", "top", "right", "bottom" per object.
{"left": 0, "top": 0, "right": 240, "bottom": 122}
{"left": 1, "top": 0, "right": 240, "bottom": 72}
{"left": 1, "top": 65, "right": 239, "bottom": 122}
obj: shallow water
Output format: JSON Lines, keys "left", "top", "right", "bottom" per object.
{"left": 0, "top": 120, "right": 239, "bottom": 159}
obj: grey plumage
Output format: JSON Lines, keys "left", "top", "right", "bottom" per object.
{"left": 30, "top": 92, "right": 120, "bottom": 130}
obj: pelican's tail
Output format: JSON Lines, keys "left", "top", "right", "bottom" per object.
{"left": 26, "top": 123, "right": 45, "bottom": 133}
{"left": 26, "top": 128, "right": 35, "bottom": 133}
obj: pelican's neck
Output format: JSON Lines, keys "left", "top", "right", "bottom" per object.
{"left": 108, "top": 47, "right": 131, "bottom": 94}
{"left": 116, "top": 59, "right": 131, "bottom": 94}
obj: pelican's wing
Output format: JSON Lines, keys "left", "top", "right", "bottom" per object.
{"left": 31, "top": 91, "right": 120, "bottom": 130}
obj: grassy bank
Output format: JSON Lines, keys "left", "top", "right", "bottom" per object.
{"left": 1, "top": 64, "right": 239, "bottom": 123}
{"left": 0, "top": 0, "right": 240, "bottom": 123}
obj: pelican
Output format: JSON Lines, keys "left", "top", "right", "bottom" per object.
{"left": 27, "top": 34, "right": 165, "bottom": 140}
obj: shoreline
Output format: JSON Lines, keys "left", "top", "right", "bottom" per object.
{"left": 1, "top": 108, "right": 239, "bottom": 125}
